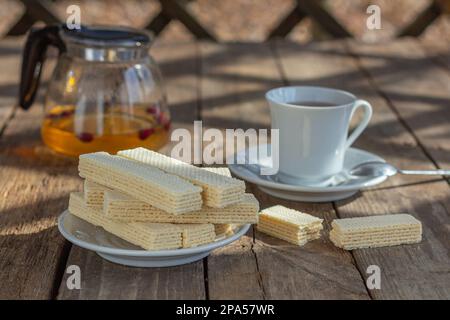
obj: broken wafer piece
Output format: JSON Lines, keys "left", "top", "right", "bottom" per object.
{"left": 78, "top": 152, "right": 202, "bottom": 214}
{"left": 117, "top": 148, "right": 245, "bottom": 208}
{"left": 257, "top": 205, "right": 323, "bottom": 246}
{"left": 330, "top": 214, "right": 422, "bottom": 250}
{"left": 103, "top": 190, "right": 259, "bottom": 224}
{"left": 69, "top": 192, "right": 182, "bottom": 250}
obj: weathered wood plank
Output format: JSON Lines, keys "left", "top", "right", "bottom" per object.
{"left": 0, "top": 37, "right": 24, "bottom": 131}
{"left": 56, "top": 41, "right": 205, "bottom": 299}
{"left": 347, "top": 39, "right": 450, "bottom": 174}
{"left": 206, "top": 227, "right": 263, "bottom": 299}
{"left": 337, "top": 185, "right": 450, "bottom": 299}
{"left": 419, "top": 39, "right": 450, "bottom": 71}
{"left": 0, "top": 38, "right": 79, "bottom": 299}
{"left": 344, "top": 39, "right": 450, "bottom": 299}
{"left": 275, "top": 39, "right": 450, "bottom": 299}
{"left": 58, "top": 249, "right": 205, "bottom": 299}
{"left": 200, "top": 42, "right": 370, "bottom": 299}
{"left": 251, "top": 186, "right": 370, "bottom": 300}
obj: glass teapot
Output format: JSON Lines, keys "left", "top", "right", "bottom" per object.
{"left": 19, "top": 25, "right": 171, "bottom": 156}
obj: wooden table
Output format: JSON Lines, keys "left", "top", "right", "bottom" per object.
{"left": 0, "top": 37, "right": 449, "bottom": 300}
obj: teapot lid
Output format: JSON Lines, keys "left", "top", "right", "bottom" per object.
{"left": 62, "top": 25, "right": 151, "bottom": 48}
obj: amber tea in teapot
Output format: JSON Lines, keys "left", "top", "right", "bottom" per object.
{"left": 19, "top": 25, "right": 171, "bottom": 156}
{"left": 41, "top": 103, "right": 170, "bottom": 156}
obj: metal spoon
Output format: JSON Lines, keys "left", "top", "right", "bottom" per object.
{"left": 349, "top": 161, "right": 450, "bottom": 178}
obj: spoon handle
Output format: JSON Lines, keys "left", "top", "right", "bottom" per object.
{"left": 399, "top": 169, "right": 450, "bottom": 176}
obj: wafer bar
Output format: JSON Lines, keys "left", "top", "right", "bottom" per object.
{"left": 83, "top": 167, "right": 230, "bottom": 211}
{"left": 257, "top": 226, "right": 320, "bottom": 246}
{"left": 204, "top": 167, "right": 232, "bottom": 177}
{"left": 78, "top": 152, "right": 202, "bottom": 214}
{"left": 329, "top": 232, "right": 422, "bottom": 250}
{"left": 84, "top": 180, "right": 111, "bottom": 209}
{"left": 178, "top": 223, "right": 216, "bottom": 248}
{"left": 330, "top": 214, "right": 422, "bottom": 250}
{"left": 117, "top": 148, "right": 245, "bottom": 208}
{"left": 257, "top": 205, "right": 323, "bottom": 246}
{"left": 103, "top": 189, "right": 259, "bottom": 223}
{"left": 69, "top": 192, "right": 182, "bottom": 250}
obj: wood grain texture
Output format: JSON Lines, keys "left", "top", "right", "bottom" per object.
{"left": 57, "top": 41, "right": 206, "bottom": 299}
{"left": 206, "top": 228, "right": 264, "bottom": 299}
{"left": 58, "top": 248, "right": 205, "bottom": 299}
{"left": 419, "top": 38, "right": 450, "bottom": 71}
{"left": 1, "top": 38, "right": 448, "bottom": 300}
{"left": 251, "top": 186, "right": 370, "bottom": 300}
{"left": 0, "top": 38, "right": 79, "bottom": 299}
{"left": 343, "top": 39, "right": 450, "bottom": 299}
{"left": 0, "top": 37, "right": 23, "bottom": 130}
{"left": 347, "top": 39, "right": 450, "bottom": 174}
{"left": 200, "top": 42, "right": 370, "bottom": 299}
{"left": 274, "top": 39, "right": 450, "bottom": 299}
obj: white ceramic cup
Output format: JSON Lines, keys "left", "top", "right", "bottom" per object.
{"left": 266, "top": 86, "right": 372, "bottom": 186}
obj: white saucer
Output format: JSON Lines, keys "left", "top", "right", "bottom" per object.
{"left": 58, "top": 210, "right": 250, "bottom": 267}
{"left": 228, "top": 145, "right": 387, "bottom": 202}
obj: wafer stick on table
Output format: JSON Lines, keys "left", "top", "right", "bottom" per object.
{"left": 78, "top": 152, "right": 203, "bottom": 214}
{"left": 117, "top": 148, "right": 245, "bottom": 208}
{"left": 69, "top": 192, "right": 216, "bottom": 250}
{"left": 330, "top": 214, "right": 422, "bottom": 250}
{"left": 257, "top": 205, "right": 323, "bottom": 246}
{"left": 103, "top": 190, "right": 259, "bottom": 224}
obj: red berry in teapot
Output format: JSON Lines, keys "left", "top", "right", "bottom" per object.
{"left": 138, "top": 128, "right": 155, "bottom": 140}
{"left": 77, "top": 132, "right": 94, "bottom": 143}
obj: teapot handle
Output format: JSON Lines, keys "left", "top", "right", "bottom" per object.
{"left": 19, "top": 25, "right": 66, "bottom": 110}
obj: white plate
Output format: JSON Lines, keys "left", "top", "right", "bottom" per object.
{"left": 228, "top": 146, "right": 387, "bottom": 202}
{"left": 58, "top": 210, "right": 250, "bottom": 267}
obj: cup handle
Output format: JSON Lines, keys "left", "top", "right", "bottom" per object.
{"left": 345, "top": 99, "right": 373, "bottom": 150}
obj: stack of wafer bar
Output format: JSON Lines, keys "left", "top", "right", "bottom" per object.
{"left": 330, "top": 214, "right": 422, "bottom": 250}
{"left": 257, "top": 205, "right": 323, "bottom": 246}
{"left": 68, "top": 149, "right": 258, "bottom": 251}
{"left": 118, "top": 148, "right": 246, "bottom": 208}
